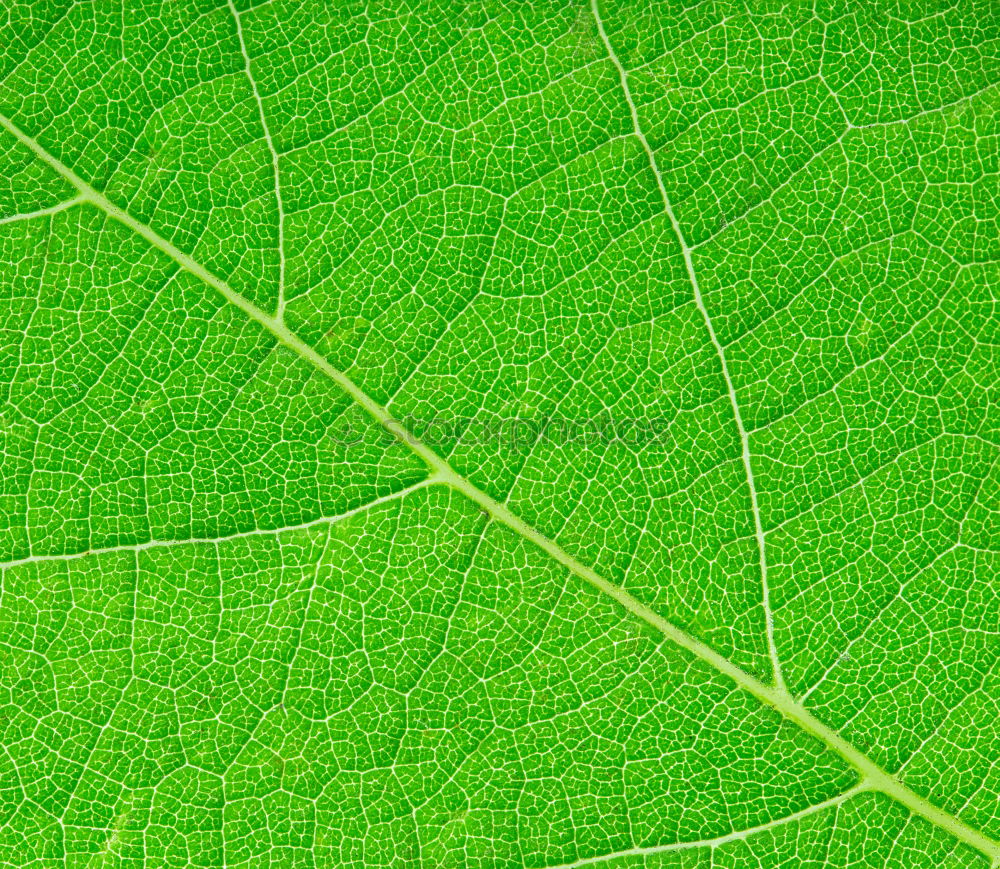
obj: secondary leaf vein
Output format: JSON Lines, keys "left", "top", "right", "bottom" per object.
{"left": 589, "top": 0, "right": 786, "bottom": 694}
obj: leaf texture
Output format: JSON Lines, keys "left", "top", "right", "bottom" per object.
{"left": 0, "top": 1, "right": 997, "bottom": 867}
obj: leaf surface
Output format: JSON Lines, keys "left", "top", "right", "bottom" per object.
{"left": 0, "top": 1, "right": 997, "bottom": 867}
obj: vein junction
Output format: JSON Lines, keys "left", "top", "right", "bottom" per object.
{"left": 0, "top": 107, "right": 997, "bottom": 865}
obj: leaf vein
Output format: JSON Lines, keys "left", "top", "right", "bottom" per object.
{"left": 589, "top": 0, "right": 785, "bottom": 693}
{"left": 2, "top": 106, "right": 997, "bottom": 864}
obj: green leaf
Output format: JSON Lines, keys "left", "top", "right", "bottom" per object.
{"left": 1, "top": 1, "right": 997, "bottom": 867}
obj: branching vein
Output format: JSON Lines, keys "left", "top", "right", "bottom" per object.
{"left": 228, "top": 0, "right": 287, "bottom": 319}
{"left": 589, "top": 0, "right": 787, "bottom": 695}
{"left": 538, "top": 783, "right": 868, "bottom": 868}
{"left": 0, "top": 478, "right": 434, "bottom": 572}
{"left": 0, "top": 194, "right": 84, "bottom": 226}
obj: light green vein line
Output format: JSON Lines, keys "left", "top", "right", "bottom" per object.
{"left": 0, "top": 478, "right": 436, "bottom": 571}
{"left": 538, "top": 783, "right": 868, "bottom": 868}
{"left": 227, "top": 0, "right": 287, "bottom": 319}
{"left": 0, "top": 194, "right": 84, "bottom": 225}
{"left": 589, "top": 0, "right": 787, "bottom": 697}
{"left": 1, "top": 110, "right": 997, "bottom": 865}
